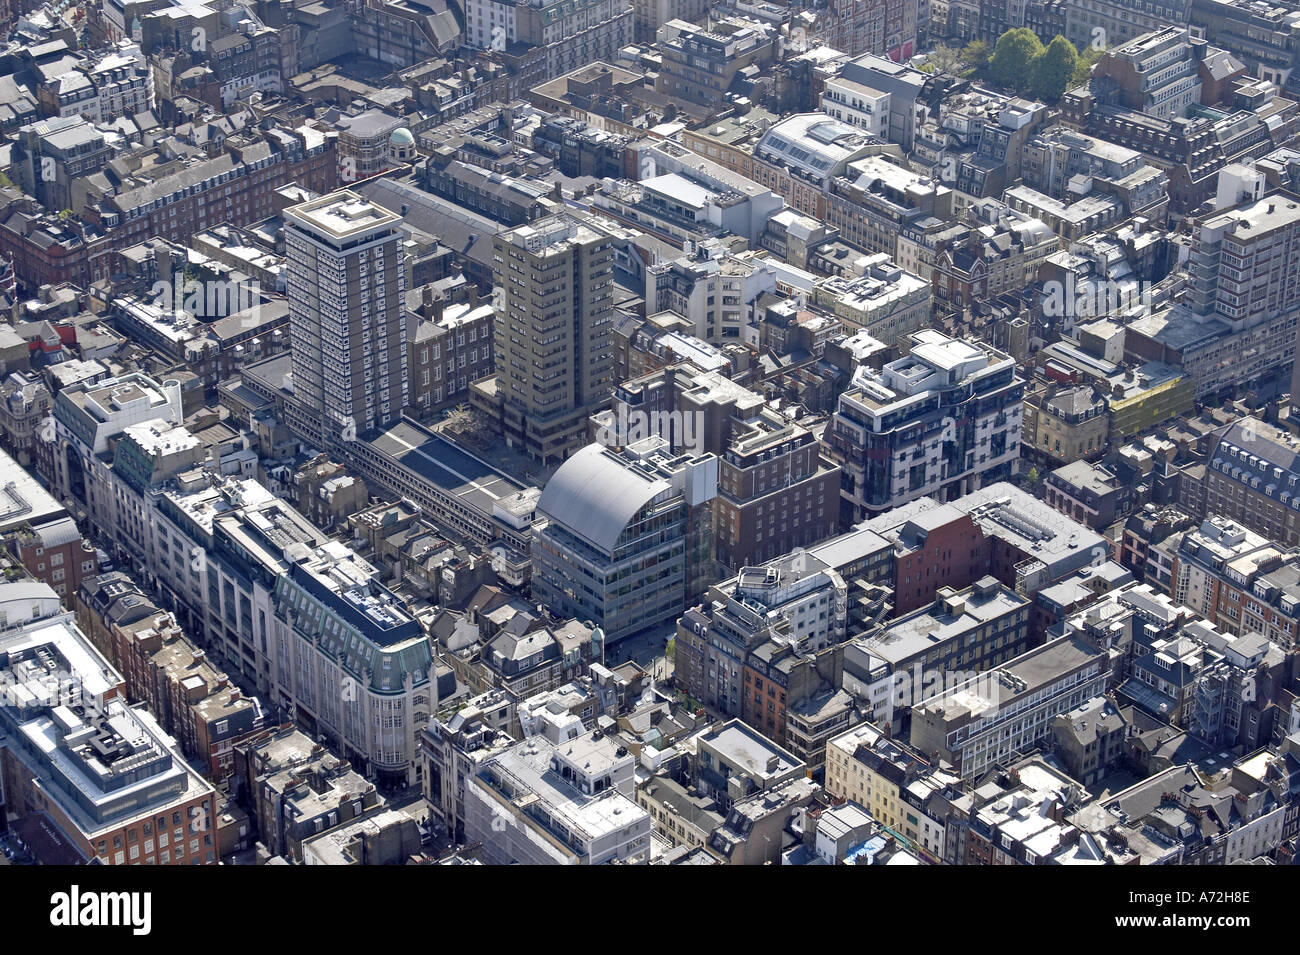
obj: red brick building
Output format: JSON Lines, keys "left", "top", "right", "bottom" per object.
{"left": 110, "top": 610, "right": 269, "bottom": 786}
{"left": 888, "top": 507, "right": 987, "bottom": 616}
{"left": 0, "top": 608, "right": 219, "bottom": 865}
{"left": 5, "top": 519, "right": 100, "bottom": 603}
{"left": 0, "top": 129, "right": 337, "bottom": 291}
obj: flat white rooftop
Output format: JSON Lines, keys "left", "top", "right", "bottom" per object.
{"left": 285, "top": 190, "right": 403, "bottom": 243}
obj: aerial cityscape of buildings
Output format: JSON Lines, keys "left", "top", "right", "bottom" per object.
{"left": 0, "top": 0, "right": 1298, "bottom": 885}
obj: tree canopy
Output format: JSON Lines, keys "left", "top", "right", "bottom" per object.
{"left": 1032, "top": 35, "right": 1079, "bottom": 102}
{"left": 980, "top": 29, "right": 1090, "bottom": 101}
{"left": 927, "top": 44, "right": 963, "bottom": 76}
{"left": 961, "top": 40, "right": 990, "bottom": 75}
{"left": 1072, "top": 43, "right": 1106, "bottom": 86}
{"left": 989, "top": 28, "right": 1044, "bottom": 89}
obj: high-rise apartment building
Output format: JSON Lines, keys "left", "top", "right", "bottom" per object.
{"left": 1189, "top": 192, "right": 1300, "bottom": 323}
{"left": 1124, "top": 191, "right": 1300, "bottom": 400}
{"left": 475, "top": 213, "right": 616, "bottom": 464}
{"left": 1185, "top": 192, "right": 1300, "bottom": 401}
{"left": 284, "top": 190, "right": 408, "bottom": 446}
{"left": 827, "top": 330, "right": 1024, "bottom": 522}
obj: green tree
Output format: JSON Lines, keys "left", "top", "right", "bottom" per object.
{"left": 927, "top": 44, "right": 963, "bottom": 77}
{"left": 1032, "top": 35, "right": 1079, "bottom": 102}
{"left": 989, "top": 28, "right": 1044, "bottom": 91}
{"left": 961, "top": 39, "right": 991, "bottom": 75}
{"left": 1071, "top": 43, "right": 1105, "bottom": 86}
